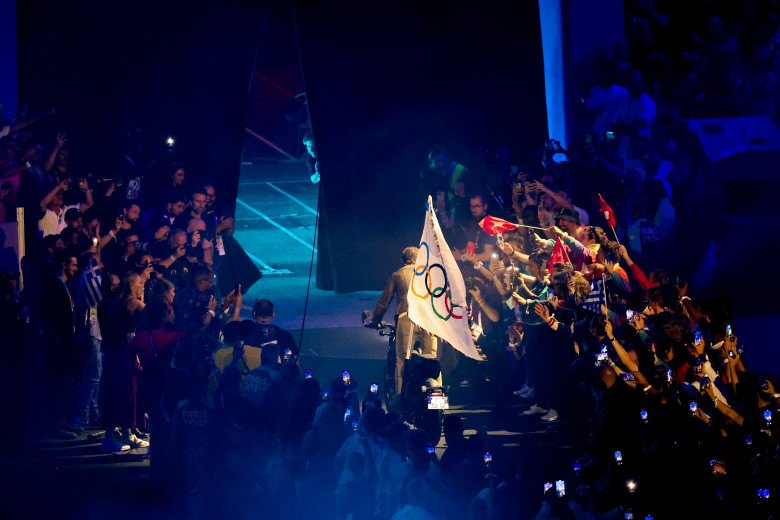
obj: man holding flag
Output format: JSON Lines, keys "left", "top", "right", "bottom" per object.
{"left": 406, "top": 196, "right": 484, "bottom": 368}
{"left": 368, "top": 246, "right": 438, "bottom": 395}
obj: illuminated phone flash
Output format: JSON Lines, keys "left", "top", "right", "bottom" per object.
{"left": 166, "top": 137, "right": 175, "bottom": 146}
{"left": 627, "top": 479, "right": 637, "bottom": 493}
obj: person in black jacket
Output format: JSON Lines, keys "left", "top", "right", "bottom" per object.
{"left": 41, "top": 251, "right": 80, "bottom": 438}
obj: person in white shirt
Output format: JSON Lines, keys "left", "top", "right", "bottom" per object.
{"left": 585, "top": 60, "right": 630, "bottom": 135}
{"left": 38, "top": 179, "right": 93, "bottom": 237}
{"left": 391, "top": 478, "right": 436, "bottom": 520}
{"left": 614, "top": 69, "right": 656, "bottom": 139}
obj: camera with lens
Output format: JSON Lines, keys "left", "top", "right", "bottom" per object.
{"left": 112, "top": 171, "right": 125, "bottom": 188}
{"left": 199, "top": 229, "right": 214, "bottom": 243}
{"left": 131, "top": 240, "right": 152, "bottom": 254}
{"left": 464, "top": 277, "right": 477, "bottom": 291}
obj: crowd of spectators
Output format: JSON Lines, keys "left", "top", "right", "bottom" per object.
{"left": 1, "top": 1, "right": 779, "bottom": 519}
{"left": 417, "top": 2, "right": 780, "bottom": 518}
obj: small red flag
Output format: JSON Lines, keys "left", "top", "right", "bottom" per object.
{"left": 598, "top": 193, "right": 616, "bottom": 228}
{"left": 478, "top": 215, "right": 520, "bottom": 236}
{"left": 547, "top": 237, "right": 571, "bottom": 272}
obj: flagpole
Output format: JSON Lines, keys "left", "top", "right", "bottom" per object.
{"left": 516, "top": 223, "right": 548, "bottom": 231}
{"left": 610, "top": 226, "right": 621, "bottom": 246}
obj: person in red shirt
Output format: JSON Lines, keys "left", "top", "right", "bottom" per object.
{"left": 123, "top": 300, "right": 186, "bottom": 449}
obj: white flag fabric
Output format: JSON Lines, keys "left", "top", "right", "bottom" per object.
{"left": 407, "top": 196, "right": 482, "bottom": 361}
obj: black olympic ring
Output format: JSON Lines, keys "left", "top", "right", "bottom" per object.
{"left": 424, "top": 263, "right": 448, "bottom": 299}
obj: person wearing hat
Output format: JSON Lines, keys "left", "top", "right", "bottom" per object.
{"left": 535, "top": 209, "right": 607, "bottom": 274}
{"left": 555, "top": 207, "right": 583, "bottom": 238}
{"left": 532, "top": 207, "right": 584, "bottom": 250}
{"left": 64, "top": 207, "right": 83, "bottom": 231}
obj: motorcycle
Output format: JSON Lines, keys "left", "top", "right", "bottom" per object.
{"left": 362, "top": 310, "right": 446, "bottom": 444}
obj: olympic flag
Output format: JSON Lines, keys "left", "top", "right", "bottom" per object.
{"left": 407, "top": 196, "right": 483, "bottom": 361}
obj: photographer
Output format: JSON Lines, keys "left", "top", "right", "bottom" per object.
{"left": 186, "top": 217, "right": 214, "bottom": 272}
{"left": 118, "top": 201, "right": 142, "bottom": 234}
{"left": 157, "top": 229, "right": 199, "bottom": 288}
{"left": 174, "top": 267, "right": 241, "bottom": 332}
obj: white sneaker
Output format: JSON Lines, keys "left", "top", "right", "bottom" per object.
{"left": 123, "top": 433, "right": 150, "bottom": 449}
{"left": 541, "top": 409, "right": 559, "bottom": 421}
{"left": 513, "top": 385, "right": 534, "bottom": 399}
{"left": 100, "top": 432, "right": 131, "bottom": 452}
{"left": 522, "top": 404, "right": 548, "bottom": 415}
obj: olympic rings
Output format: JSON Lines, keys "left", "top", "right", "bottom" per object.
{"left": 410, "top": 237, "right": 463, "bottom": 321}
{"left": 414, "top": 242, "right": 430, "bottom": 277}
{"left": 424, "top": 264, "right": 447, "bottom": 298}
{"left": 431, "top": 288, "right": 449, "bottom": 321}
{"left": 444, "top": 292, "right": 464, "bottom": 319}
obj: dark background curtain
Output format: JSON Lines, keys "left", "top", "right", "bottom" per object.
{"left": 17, "top": 0, "right": 265, "bottom": 212}
{"left": 295, "top": 0, "right": 549, "bottom": 292}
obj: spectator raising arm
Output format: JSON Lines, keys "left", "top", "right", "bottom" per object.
{"left": 604, "top": 319, "right": 651, "bottom": 388}
{"left": 468, "top": 285, "right": 500, "bottom": 323}
{"left": 39, "top": 180, "right": 69, "bottom": 213}
{"left": 44, "top": 133, "right": 68, "bottom": 172}
{"left": 618, "top": 245, "right": 652, "bottom": 292}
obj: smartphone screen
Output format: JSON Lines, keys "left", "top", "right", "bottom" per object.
{"left": 614, "top": 451, "right": 622, "bottom": 463}
{"left": 555, "top": 480, "right": 565, "bottom": 497}
{"left": 304, "top": 369, "right": 313, "bottom": 379}
{"left": 342, "top": 370, "right": 351, "bottom": 384}
{"left": 726, "top": 324, "right": 733, "bottom": 337}
{"left": 543, "top": 482, "right": 553, "bottom": 494}
{"left": 764, "top": 410, "right": 772, "bottom": 425}
{"left": 640, "top": 410, "right": 648, "bottom": 422}
{"left": 344, "top": 406, "right": 352, "bottom": 422}
{"left": 351, "top": 418, "right": 359, "bottom": 431}
{"left": 690, "top": 401, "right": 698, "bottom": 415}
{"left": 694, "top": 331, "right": 702, "bottom": 346}
{"left": 547, "top": 289, "right": 554, "bottom": 300}
{"left": 626, "top": 309, "right": 634, "bottom": 323}
{"left": 322, "top": 389, "right": 330, "bottom": 402}
{"left": 483, "top": 452, "right": 492, "bottom": 466}
{"left": 666, "top": 369, "right": 673, "bottom": 383}
{"left": 597, "top": 345, "right": 608, "bottom": 363}
{"left": 370, "top": 382, "right": 379, "bottom": 394}
{"left": 572, "top": 461, "right": 581, "bottom": 473}
{"left": 427, "top": 444, "right": 435, "bottom": 455}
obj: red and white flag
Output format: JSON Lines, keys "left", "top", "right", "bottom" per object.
{"left": 547, "top": 237, "right": 572, "bottom": 272}
{"left": 407, "top": 196, "right": 483, "bottom": 361}
{"left": 598, "top": 193, "right": 616, "bottom": 228}
{"left": 478, "top": 215, "right": 520, "bottom": 236}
